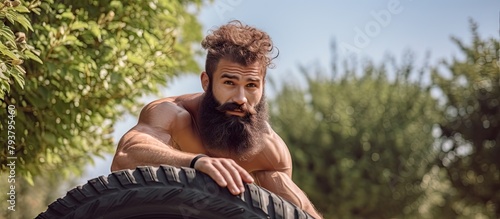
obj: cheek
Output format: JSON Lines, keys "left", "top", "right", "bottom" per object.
{"left": 249, "top": 89, "right": 263, "bottom": 105}
{"left": 211, "top": 86, "right": 228, "bottom": 103}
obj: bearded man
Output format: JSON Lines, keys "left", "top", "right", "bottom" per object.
{"left": 111, "top": 20, "right": 322, "bottom": 219}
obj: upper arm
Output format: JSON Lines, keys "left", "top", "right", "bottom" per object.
{"left": 137, "top": 100, "right": 186, "bottom": 133}
{"left": 118, "top": 101, "right": 184, "bottom": 149}
{"left": 112, "top": 101, "right": 191, "bottom": 168}
{"left": 112, "top": 99, "right": 204, "bottom": 171}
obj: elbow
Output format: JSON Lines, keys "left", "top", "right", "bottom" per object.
{"left": 111, "top": 134, "right": 135, "bottom": 172}
{"left": 110, "top": 160, "right": 120, "bottom": 172}
{"left": 110, "top": 151, "right": 127, "bottom": 172}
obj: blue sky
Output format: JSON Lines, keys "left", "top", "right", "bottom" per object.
{"left": 79, "top": 0, "right": 500, "bottom": 184}
{"left": 165, "top": 0, "right": 499, "bottom": 97}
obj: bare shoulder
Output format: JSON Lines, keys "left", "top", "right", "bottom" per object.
{"left": 117, "top": 93, "right": 201, "bottom": 147}
{"left": 123, "top": 93, "right": 204, "bottom": 153}
{"left": 137, "top": 93, "right": 202, "bottom": 130}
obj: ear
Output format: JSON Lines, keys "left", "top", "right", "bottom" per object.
{"left": 201, "top": 71, "right": 209, "bottom": 92}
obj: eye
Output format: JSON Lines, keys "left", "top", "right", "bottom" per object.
{"left": 246, "top": 83, "right": 258, "bottom": 88}
{"left": 223, "top": 81, "right": 234, "bottom": 85}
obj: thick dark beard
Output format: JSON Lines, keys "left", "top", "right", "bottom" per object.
{"left": 198, "top": 88, "right": 269, "bottom": 159}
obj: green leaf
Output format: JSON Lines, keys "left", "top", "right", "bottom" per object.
{"left": 14, "top": 5, "right": 31, "bottom": 13}
{"left": 5, "top": 12, "right": 15, "bottom": 25}
{"left": 71, "top": 21, "right": 88, "bottom": 30}
{"left": 0, "top": 24, "right": 16, "bottom": 47}
{"left": 15, "top": 14, "right": 33, "bottom": 31}
{"left": 60, "top": 11, "right": 75, "bottom": 20}
{"left": 11, "top": 65, "right": 25, "bottom": 89}
{"left": 0, "top": 42, "right": 19, "bottom": 59}
{"left": 88, "top": 21, "right": 101, "bottom": 39}
{"left": 126, "top": 51, "right": 145, "bottom": 65}
{"left": 63, "top": 35, "right": 84, "bottom": 47}
{"left": 143, "top": 31, "right": 158, "bottom": 49}
{"left": 31, "top": 8, "right": 41, "bottom": 15}
{"left": 24, "top": 50, "right": 43, "bottom": 64}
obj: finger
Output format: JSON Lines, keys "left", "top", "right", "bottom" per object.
{"left": 213, "top": 162, "right": 240, "bottom": 195}
{"left": 222, "top": 161, "right": 245, "bottom": 193}
{"left": 199, "top": 162, "right": 228, "bottom": 188}
{"left": 211, "top": 171, "right": 228, "bottom": 188}
{"left": 234, "top": 164, "right": 254, "bottom": 184}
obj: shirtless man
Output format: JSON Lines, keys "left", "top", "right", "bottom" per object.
{"left": 111, "top": 20, "right": 322, "bottom": 219}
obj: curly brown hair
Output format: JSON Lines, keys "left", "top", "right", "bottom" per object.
{"left": 201, "top": 20, "right": 278, "bottom": 79}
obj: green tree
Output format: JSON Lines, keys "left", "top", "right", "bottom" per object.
{"left": 431, "top": 20, "right": 500, "bottom": 218}
{"left": 270, "top": 49, "right": 440, "bottom": 219}
{"left": 0, "top": 0, "right": 43, "bottom": 99}
{"left": 0, "top": 0, "right": 203, "bottom": 183}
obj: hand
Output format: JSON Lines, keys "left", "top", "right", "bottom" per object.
{"left": 193, "top": 157, "right": 254, "bottom": 195}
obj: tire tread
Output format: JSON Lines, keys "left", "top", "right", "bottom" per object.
{"left": 36, "top": 165, "right": 313, "bottom": 219}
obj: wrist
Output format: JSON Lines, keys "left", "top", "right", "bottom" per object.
{"left": 190, "top": 154, "right": 208, "bottom": 168}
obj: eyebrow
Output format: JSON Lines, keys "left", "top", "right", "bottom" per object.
{"left": 221, "top": 73, "right": 261, "bottom": 83}
{"left": 221, "top": 73, "right": 239, "bottom": 80}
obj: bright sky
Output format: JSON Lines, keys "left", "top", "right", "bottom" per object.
{"left": 78, "top": 0, "right": 500, "bottom": 185}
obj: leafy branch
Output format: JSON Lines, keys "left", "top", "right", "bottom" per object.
{"left": 0, "top": 0, "right": 43, "bottom": 100}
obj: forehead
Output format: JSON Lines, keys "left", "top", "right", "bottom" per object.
{"left": 214, "top": 59, "right": 263, "bottom": 79}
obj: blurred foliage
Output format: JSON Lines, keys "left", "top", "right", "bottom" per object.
{"left": 0, "top": 0, "right": 43, "bottom": 99}
{"left": 270, "top": 48, "right": 440, "bottom": 219}
{"left": 431, "top": 19, "right": 500, "bottom": 218}
{"left": 0, "top": 0, "right": 203, "bottom": 183}
{"left": 0, "top": 1, "right": 497, "bottom": 218}
{"left": 0, "top": 172, "right": 76, "bottom": 219}
{"left": 271, "top": 20, "right": 499, "bottom": 219}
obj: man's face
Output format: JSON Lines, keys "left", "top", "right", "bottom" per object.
{"left": 210, "top": 58, "right": 264, "bottom": 116}
{"left": 198, "top": 59, "right": 268, "bottom": 159}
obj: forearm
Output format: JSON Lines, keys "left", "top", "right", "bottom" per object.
{"left": 112, "top": 144, "right": 194, "bottom": 170}
{"left": 254, "top": 171, "right": 323, "bottom": 219}
{"left": 111, "top": 133, "right": 195, "bottom": 171}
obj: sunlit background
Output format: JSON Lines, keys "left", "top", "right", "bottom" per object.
{"left": 75, "top": 2, "right": 499, "bottom": 217}
{"left": 83, "top": 0, "right": 499, "bottom": 181}
{"left": 0, "top": 1, "right": 492, "bottom": 218}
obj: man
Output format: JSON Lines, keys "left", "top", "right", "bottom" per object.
{"left": 111, "top": 20, "right": 322, "bottom": 219}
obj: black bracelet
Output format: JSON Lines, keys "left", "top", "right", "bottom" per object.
{"left": 190, "top": 154, "right": 207, "bottom": 168}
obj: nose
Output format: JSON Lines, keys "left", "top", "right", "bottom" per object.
{"left": 232, "top": 87, "right": 247, "bottom": 105}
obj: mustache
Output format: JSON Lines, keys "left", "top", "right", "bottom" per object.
{"left": 216, "top": 102, "right": 257, "bottom": 115}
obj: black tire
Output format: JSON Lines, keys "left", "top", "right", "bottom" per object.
{"left": 36, "top": 165, "right": 314, "bottom": 219}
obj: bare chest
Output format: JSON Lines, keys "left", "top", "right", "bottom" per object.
{"left": 171, "top": 118, "right": 290, "bottom": 173}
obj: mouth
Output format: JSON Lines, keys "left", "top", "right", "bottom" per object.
{"left": 225, "top": 110, "right": 246, "bottom": 117}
